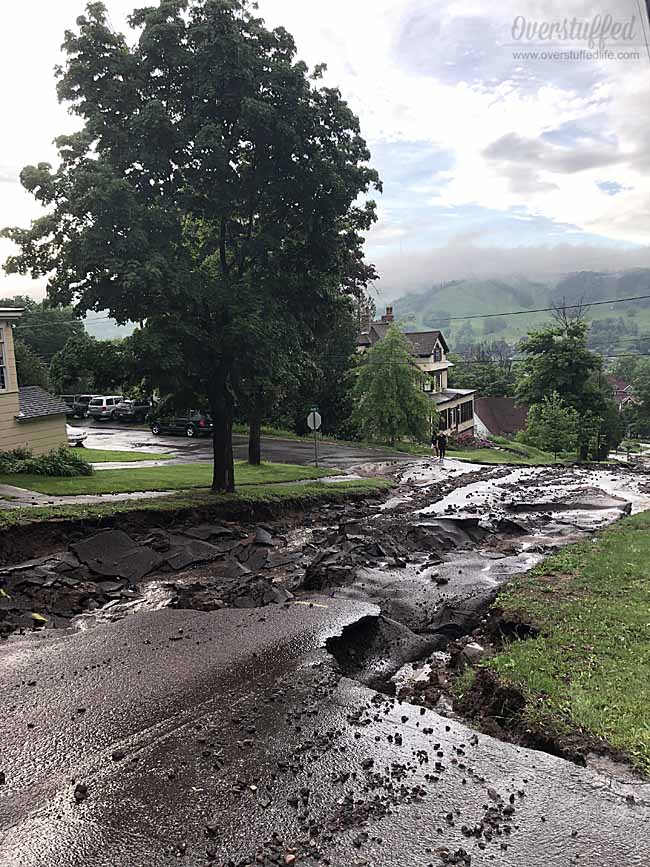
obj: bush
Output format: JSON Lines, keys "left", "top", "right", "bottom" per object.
{"left": 0, "top": 446, "right": 93, "bottom": 477}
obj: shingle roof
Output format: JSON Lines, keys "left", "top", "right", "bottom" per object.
{"left": 362, "top": 322, "right": 449, "bottom": 357}
{"left": 474, "top": 396, "right": 528, "bottom": 437}
{"left": 17, "top": 387, "right": 69, "bottom": 420}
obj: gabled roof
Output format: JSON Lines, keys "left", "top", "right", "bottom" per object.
{"left": 16, "top": 387, "right": 69, "bottom": 420}
{"left": 475, "top": 396, "right": 528, "bottom": 437}
{"left": 606, "top": 374, "right": 633, "bottom": 394}
{"left": 357, "top": 321, "right": 449, "bottom": 357}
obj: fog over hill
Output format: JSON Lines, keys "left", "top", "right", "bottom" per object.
{"left": 390, "top": 268, "right": 650, "bottom": 355}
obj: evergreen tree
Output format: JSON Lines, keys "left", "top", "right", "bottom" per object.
{"left": 351, "top": 325, "right": 436, "bottom": 445}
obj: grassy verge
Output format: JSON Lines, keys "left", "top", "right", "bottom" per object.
{"left": 459, "top": 510, "right": 650, "bottom": 773}
{"left": 0, "top": 478, "right": 391, "bottom": 531}
{"left": 68, "top": 447, "right": 173, "bottom": 463}
{"left": 0, "top": 461, "right": 337, "bottom": 496}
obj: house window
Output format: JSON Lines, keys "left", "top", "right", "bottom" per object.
{"left": 433, "top": 345, "right": 442, "bottom": 363}
{"left": 0, "top": 328, "right": 6, "bottom": 391}
{"left": 440, "top": 409, "right": 449, "bottom": 430}
{"left": 423, "top": 378, "right": 432, "bottom": 392}
{"left": 434, "top": 372, "right": 443, "bottom": 392}
{"left": 460, "top": 400, "right": 474, "bottom": 423}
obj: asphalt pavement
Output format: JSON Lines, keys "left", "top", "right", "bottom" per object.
{"left": 70, "top": 421, "right": 411, "bottom": 468}
{"left": 2, "top": 601, "right": 649, "bottom": 867}
{"left": 3, "top": 463, "right": 650, "bottom": 865}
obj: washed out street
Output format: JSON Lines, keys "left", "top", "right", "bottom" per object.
{"left": 2, "top": 458, "right": 650, "bottom": 866}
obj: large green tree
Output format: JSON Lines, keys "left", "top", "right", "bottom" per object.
{"left": 516, "top": 320, "right": 620, "bottom": 458}
{"left": 3, "top": 0, "right": 379, "bottom": 491}
{"left": 352, "top": 324, "right": 435, "bottom": 445}
{"left": 49, "top": 332, "right": 126, "bottom": 393}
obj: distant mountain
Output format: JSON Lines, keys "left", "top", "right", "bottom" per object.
{"left": 392, "top": 269, "right": 650, "bottom": 353}
{"left": 84, "top": 314, "right": 135, "bottom": 340}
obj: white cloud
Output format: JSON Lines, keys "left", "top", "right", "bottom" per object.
{"left": 1, "top": 0, "right": 649, "bottom": 300}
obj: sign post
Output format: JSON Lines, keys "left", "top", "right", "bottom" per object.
{"left": 307, "top": 407, "right": 322, "bottom": 467}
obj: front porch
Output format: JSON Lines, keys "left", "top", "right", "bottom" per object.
{"left": 431, "top": 388, "right": 475, "bottom": 436}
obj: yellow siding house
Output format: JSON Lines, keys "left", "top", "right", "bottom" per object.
{"left": 0, "top": 308, "right": 68, "bottom": 454}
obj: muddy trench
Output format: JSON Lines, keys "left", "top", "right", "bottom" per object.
{"left": 2, "top": 458, "right": 649, "bottom": 773}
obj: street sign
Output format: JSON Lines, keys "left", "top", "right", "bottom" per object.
{"left": 307, "top": 410, "right": 322, "bottom": 467}
{"left": 307, "top": 411, "right": 322, "bottom": 431}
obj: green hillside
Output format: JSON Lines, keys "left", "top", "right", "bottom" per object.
{"left": 392, "top": 269, "right": 650, "bottom": 355}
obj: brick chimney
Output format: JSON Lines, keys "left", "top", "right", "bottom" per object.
{"left": 381, "top": 306, "right": 394, "bottom": 323}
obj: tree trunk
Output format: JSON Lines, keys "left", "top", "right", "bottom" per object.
{"left": 209, "top": 393, "right": 235, "bottom": 493}
{"left": 248, "top": 407, "right": 262, "bottom": 465}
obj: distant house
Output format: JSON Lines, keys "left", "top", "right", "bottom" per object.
{"left": 356, "top": 306, "right": 476, "bottom": 436}
{"left": 474, "top": 396, "right": 528, "bottom": 439}
{"left": 0, "top": 308, "right": 68, "bottom": 454}
{"left": 606, "top": 375, "right": 636, "bottom": 411}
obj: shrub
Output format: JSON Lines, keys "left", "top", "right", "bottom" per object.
{"left": 0, "top": 446, "right": 93, "bottom": 477}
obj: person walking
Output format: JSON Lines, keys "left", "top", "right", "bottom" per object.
{"left": 436, "top": 432, "right": 447, "bottom": 461}
{"left": 431, "top": 432, "right": 438, "bottom": 458}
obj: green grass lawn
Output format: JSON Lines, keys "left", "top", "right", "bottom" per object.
{"left": 0, "top": 461, "right": 337, "bottom": 495}
{"left": 68, "top": 447, "right": 173, "bottom": 463}
{"left": 0, "top": 478, "right": 392, "bottom": 529}
{"left": 467, "top": 510, "right": 650, "bottom": 773}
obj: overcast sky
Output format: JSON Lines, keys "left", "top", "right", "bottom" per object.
{"left": 2, "top": 0, "right": 650, "bottom": 304}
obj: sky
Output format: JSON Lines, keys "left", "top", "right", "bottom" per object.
{"left": 1, "top": 0, "right": 650, "bottom": 305}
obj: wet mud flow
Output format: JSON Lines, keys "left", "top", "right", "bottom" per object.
{"left": 2, "top": 459, "right": 650, "bottom": 865}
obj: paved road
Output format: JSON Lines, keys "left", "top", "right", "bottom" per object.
{"left": 71, "top": 421, "right": 411, "bottom": 469}
{"left": 2, "top": 601, "right": 649, "bottom": 867}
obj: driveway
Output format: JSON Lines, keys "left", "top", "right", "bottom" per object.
{"left": 69, "top": 421, "right": 411, "bottom": 469}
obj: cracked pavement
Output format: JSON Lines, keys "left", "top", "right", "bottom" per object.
{"left": 2, "top": 459, "right": 650, "bottom": 866}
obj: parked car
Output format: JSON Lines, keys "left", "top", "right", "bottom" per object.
{"left": 66, "top": 424, "right": 87, "bottom": 447}
{"left": 150, "top": 410, "right": 213, "bottom": 438}
{"left": 87, "top": 395, "right": 123, "bottom": 421}
{"left": 72, "top": 394, "right": 95, "bottom": 418}
{"left": 115, "top": 398, "right": 153, "bottom": 423}
{"left": 59, "top": 395, "right": 77, "bottom": 418}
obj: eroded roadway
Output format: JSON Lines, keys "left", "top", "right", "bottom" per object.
{"left": 2, "top": 460, "right": 650, "bottom": 865}
{"left": 1, "top": 601, "right": 649, "bottom": 867}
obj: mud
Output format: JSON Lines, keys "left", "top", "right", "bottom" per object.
{"left": 3, "top": 457, "right": 650, "bottom": 866}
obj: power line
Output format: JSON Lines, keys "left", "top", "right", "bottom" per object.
{"left": 13, "top": 314, "right": 113, "bottom": 332}
{"left": 440, "top": 293, "right": 650, "bottom": 321}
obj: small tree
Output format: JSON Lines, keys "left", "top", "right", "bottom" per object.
{"left": 351, "top": 325, "right": 435, "bottom": 445}
{"left": 524, "top": 392, "right": 578, "bottom": 459}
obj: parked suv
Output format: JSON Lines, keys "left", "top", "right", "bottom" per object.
{"left": 115, "top": 398, "right": 153, "bottom": 423}
{"left": 59, "top": 395, "right": 77, "bottom": 418}
{"left": 150, "top": 410, "right": 213, "bottom": 438}
{"left": 87, "top": 395, "right": 123, "bottom": 421}
{"left": 72, "top": 394, "right": 94, "bottom": 418}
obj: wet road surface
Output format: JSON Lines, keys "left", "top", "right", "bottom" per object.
{"left": 3, "top": 460, "right": 650, "bottom": 865}
{"left": 70, "top": 422, "right": 412, "bottom": 468}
